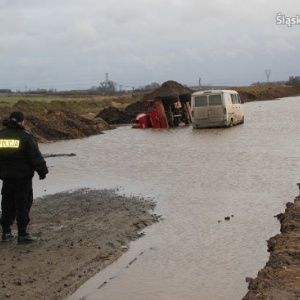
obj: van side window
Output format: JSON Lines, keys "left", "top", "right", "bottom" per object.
{"left": 231, "top": 94, "right": 238, "bottom": 104}
{"left": 195, "top": 96, "right": 207, "bottom": 107}
{"left": 208, "top": 95, "right": 222, "bottom": 106}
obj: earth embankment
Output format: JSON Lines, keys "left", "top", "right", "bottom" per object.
{"left": 243, "top": 195, "right": 300, "bottom": 300}
{"left": 234, "top": 84, "right": 300, "bottom": 103}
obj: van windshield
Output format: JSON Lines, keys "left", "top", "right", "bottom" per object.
{"left": 195, "top": 96, "right": 207, "bottom": 107}
{"left": 209, "top": 94, "right": 222, "bottom": 106}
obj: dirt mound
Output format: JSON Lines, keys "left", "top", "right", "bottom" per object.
{"left": 234, "top": 84, "right": 300, "bottom": 102}
{"left": 143, "top": 80, "right": 194, "bottom": 101}
{"left": 0, "top": 101, "right": 112, "bottom": 142}
{"left": 96, "top": 101, "right": 147, "bottom": 125}
{"left": 95, "top": 106, "right": 131, "bottom": 125}
{"left": 25, "top": 110, "right": 110, "bottom": 142}
{"left": 124, "top": 100, "right": 148, "bottom": 116}
{"left": 97, "top": 81, "right": 193, "bottom": 125}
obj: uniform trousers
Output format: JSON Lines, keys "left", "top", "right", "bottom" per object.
{"left": 1, "top": 176, "right": 33, "bottom": 234}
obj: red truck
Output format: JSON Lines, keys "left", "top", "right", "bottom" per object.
{"left": 132, "top": 93, "right": 192, "bottom": 129}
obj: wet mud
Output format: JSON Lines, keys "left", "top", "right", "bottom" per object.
{"left": 243, "top": 194, "right": 300, "bottom": 300}
{"left": 0, "top": 189, "right": 160, "bottom": 300}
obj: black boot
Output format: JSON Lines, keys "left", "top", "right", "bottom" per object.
{"left": 17, "top": 228, "right": 38, "bottom": 245}
{"left": 1, "top": 227, "right": 14, "bottom": 242}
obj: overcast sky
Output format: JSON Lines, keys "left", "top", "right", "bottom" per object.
{"left": 1, "top": 0, "right": 300, "bottom": 91}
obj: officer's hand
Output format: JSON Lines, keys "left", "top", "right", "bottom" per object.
{"left": 39, "top": 174, "right": 46, "bottom": 180}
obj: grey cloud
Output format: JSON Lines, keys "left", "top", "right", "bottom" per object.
{"left": 0, "top": 0, "right": 300, "bottom": 90}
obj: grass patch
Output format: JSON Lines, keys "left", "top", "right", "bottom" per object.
{"left": 0, "top": 92, "right": 142, "bottom": 116}
{"left": 0, "top": 93, "right": 68, "bottom": 103}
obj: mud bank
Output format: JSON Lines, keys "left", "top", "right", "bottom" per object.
{"left": 0, "top": 189, "right": 160, "bottom": 300}
{"left": 243, "top": 194, "right": 300, "bottom": 300}
{"left": 234, "top": 84, "right": 300, "bottom": 103}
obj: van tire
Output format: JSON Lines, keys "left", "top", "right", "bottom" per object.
{"left": 241, "top": 116, "right": 244, "bottom": 124}
{"left": 179, "top": 93, "right": 191, "bottom": 103}
{"left": 162, "top": 94, "right": 179, "bottom": 106}
{"left": 229, "top": 119, "right": 233, "bottom": 127}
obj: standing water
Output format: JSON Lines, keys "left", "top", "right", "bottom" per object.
{"left": 31, "top": 96, "right": 300, "bottom": 299}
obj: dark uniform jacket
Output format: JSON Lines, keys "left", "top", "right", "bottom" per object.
{"left": 0, "top": 120, "right": 48, "bottom": 179}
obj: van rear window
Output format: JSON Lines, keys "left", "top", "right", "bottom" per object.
{"left": 208, "top": 95, "right": 222, "bottom": 106}
{"left": 195, "top": 96, "right": 207, "bottom": 107}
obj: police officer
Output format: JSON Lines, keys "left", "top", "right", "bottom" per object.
{"left": 0, "top": 111, "right": 48, "bottom": 244}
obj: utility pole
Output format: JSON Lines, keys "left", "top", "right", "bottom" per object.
{"left": 198, "top": 77, "right": 201, "bottom": 90}
{"left": 105, "top": 72, "right": 109, "bottom": 91}
{"left": 265, "top": 70, "right": 271, "bottom": 83}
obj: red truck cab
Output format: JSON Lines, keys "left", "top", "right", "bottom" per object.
{"left": 132, "top": 94, "right": 192, "bottom": 129}
{"left": 132, "top": 113, "right": 151, "bottom": 129}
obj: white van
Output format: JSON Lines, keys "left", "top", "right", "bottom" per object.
{"left": 191, "top": 90, "right": 244, "bottom": 129}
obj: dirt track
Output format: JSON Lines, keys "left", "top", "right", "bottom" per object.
{"left": 0, "top": 189, "right": 160, "bottom": 300}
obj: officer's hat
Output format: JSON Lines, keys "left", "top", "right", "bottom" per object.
{"left": 10, "top": 111, "right": 25, "bottom": 122}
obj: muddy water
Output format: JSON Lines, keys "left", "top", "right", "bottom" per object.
{"left": 34, "top": 96, "right": 300, "bottom": 300}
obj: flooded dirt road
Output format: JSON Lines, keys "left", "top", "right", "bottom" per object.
{"left": 33, "top": 96, "right": 300, "bottom": 300}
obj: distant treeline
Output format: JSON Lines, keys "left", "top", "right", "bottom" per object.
{"left": 0, "top": 89, "right": 12, "bottom": 93}
{"left": 286, "top": 76, "right": 300, "bottom": 85}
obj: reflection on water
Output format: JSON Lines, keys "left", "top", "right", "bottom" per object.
{"left": 34, "top": 96, "right": 300, "bottom": 299}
